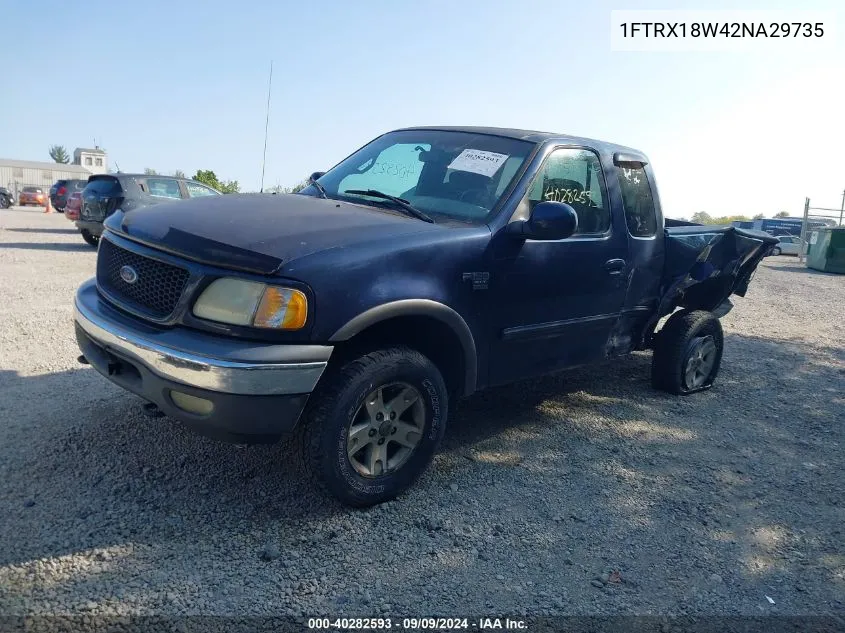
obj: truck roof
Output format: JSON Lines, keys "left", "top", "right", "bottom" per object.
{"left": 396, "top": 126, "right": 645, "bottom": 156}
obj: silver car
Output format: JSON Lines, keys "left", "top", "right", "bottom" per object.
{"left": 772, "top": 235, "right": 801, "bottom": 256}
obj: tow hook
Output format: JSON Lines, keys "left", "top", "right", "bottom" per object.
{"left": 77, "top": 355, "right": 89, "bottom": 365}
{"left": 141, "top": 402, "right": 165, "bottom": 418}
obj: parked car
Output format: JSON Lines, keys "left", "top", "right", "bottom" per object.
{"left": 771, "top": 235, "right": 800, "bottom": 256}
{"left": 0, "top": 187, "right": 13, "bottom": 209}
{"left": 73, "top": 126, "right": 777, "bottom": 507}
{"left": 50, "top": 179, "right": 89, "bottom": 212}
{"left": 18, "top": 187, "right": 45, "bottom": 206}
{"left": 64, "top": 191, "right": 83, "bottom": 221}
{"left": 76, "top": 174, "right": 221, "bottom": 246}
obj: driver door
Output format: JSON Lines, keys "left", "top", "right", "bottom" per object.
{"left": 487, "top": 147, "right": 629, "bottom": 386}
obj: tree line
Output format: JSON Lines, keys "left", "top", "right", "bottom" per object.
{"left": 686, "top": 210, "right": 791, "bottom": 224}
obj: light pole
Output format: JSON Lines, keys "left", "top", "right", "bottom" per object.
{"left": 839, "top": 189, "right": 844, "bottom": 226}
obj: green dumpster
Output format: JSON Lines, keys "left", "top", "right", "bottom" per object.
{"left": 806, "top": 227, "right": 845, "bottom": 274}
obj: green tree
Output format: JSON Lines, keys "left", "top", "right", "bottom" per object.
{"left": 691, "top": 211, "right": 755, "bottom": 225}
{"left": 691, "top": 211, "right": 713, "bottom": 224}
{"left": 143, "top": 168, "right": 157, "bottom": 175}
{"left": 266, "top": 179, "right": 310, "bottom": 194}
{"left": 774, "top": 210, "right": 790, "bottom": 218}
{"left": 174, "top": 170, "right": 185, "bottom": 178}
{"left": 753, "top": 213, "right": 765, "bottom": 220}
{"left": 49, "top": 145, "right": 70, "bottom": 164}
{"left": 192, "top": 169, "right": 239, "bottom": 193}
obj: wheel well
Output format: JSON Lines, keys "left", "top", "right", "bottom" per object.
{"left": 677, "top": 277, "right": 734, "bottom": 313}
{"left": 329, "top": 316, "right": 467, "bottom": 398}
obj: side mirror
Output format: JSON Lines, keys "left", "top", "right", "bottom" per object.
{"left": 508, "top": 201, "right": 578, "bottom": 240}
{"left": 309, "top": 171, "right": 326, "bottom": 183}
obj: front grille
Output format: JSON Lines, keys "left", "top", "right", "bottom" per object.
{"left": 97, "top": 238, "right": 190, "bottom": 319}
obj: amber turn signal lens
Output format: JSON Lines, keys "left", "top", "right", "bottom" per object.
{"left": 253, "top": 287, "right": 308, "bottom": 330}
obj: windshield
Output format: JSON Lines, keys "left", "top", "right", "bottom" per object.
{"left": 304, "top": 130, "right": 535, "bottom": 224}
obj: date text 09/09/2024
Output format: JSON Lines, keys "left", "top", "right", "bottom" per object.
{"left": 307, "top": 617, "right": 528, "bottom": 630}
{"left": 619, "top": 22, "right": 824, "bottom": 38}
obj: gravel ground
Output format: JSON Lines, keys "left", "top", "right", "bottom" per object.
{"left": 0, "top": 207, "right": 843, "bottom": 618}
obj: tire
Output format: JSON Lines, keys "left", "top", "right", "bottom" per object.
{"left": 80, "top": 230, "right": 99, "bottom": 247}
{"left": 299, "top": 346, "right": 448, "bottom": 507}
{"left": 651, "top": 310, "right": 724, "bottom": 395}
{"left": 771, "top": 247, "right": 782, "bottom": 256}
{"left": 0, "top": 197, "right": 8, "bottom": 209}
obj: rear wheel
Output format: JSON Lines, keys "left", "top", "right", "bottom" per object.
{"left": 651, "top": 310, "right": 724, "bottom": 395}
{"left": 771, "top": 246, "right": 782, "bottom": 256}
{"left": 299, "top": 346, "right": 448, "bottom": 507}
{"left": 0, "top": 196, "right": 9, "bottom": 209}
{"left": 80, "top": 230, "right": 99, "bottom": 247}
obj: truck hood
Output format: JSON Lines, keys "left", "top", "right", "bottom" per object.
{"left": 107, "top": 193, "right": 444, "bottom": 274}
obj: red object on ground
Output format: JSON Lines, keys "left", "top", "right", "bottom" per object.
{"left": 65, "top": 192, "right": 82, "bottom": 220}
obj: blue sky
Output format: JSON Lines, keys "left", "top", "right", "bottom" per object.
{"left": 1, "top": 0, "right": 842, "bottom": 218}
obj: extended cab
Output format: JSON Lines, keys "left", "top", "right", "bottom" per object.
{"left": 73, "top": 127, "right": 777, "bottom": 506}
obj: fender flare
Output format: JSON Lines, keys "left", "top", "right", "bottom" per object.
{"left": 329, "top": 299, "right": 477, "bottom": 396}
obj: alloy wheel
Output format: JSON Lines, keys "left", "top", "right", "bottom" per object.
{"left": 346, "top": 382, "right": 425, "bottom": 478}
{"left": 683, "top": 335, "right": 718, "bottom": 390}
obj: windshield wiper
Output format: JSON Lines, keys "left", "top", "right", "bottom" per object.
{"left": 309, "top": 179, "right": 328, "bottom": 199}
{"left": 344, "top": 189, "right": 434, "bottom": 223}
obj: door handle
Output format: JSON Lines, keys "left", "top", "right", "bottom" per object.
{"left": 604, "top": 259, "right": 627, "bottom": 275}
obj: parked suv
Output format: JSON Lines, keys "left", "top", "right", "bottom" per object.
{"left": 77, "top": 174, "right": 221, "bottom": 246}
{"left": 50, "top": 179, "right": 89, "bottom": 212}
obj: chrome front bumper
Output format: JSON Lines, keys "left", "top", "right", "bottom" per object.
{"left": 73, "top": 278, "right": 331, "bottom": 396}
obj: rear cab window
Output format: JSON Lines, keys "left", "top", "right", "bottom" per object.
{"left": 618, "top": 166, "right": 658, "bottom": 238}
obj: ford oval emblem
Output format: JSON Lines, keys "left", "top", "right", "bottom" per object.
{"left": 119, "top": 265, "right": 138, "bottom": 284}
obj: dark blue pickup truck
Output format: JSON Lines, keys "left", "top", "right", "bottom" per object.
{"left": 73, "top": 126, "right": 777, "bottom": 506}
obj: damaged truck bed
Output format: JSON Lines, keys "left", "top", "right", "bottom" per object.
{"left": 647, "top": 223, "right": 779, "bottom": 342}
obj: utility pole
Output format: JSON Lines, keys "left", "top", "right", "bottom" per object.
{"left": 260, "top": 61, "right": 273, "bottom": 193}
{"left": 799, "top": 197, "right": 810, "bottom": 263}
{"left": 839, "top": 189, "right": 844, "bottom": 226}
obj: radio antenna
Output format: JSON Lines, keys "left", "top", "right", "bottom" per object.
{"left": 260, "top": 61, "right": 273, "bottom": 192}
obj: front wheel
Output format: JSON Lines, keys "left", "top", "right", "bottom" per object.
{"left": 80, "top": 230, "right": 99, "bottom": 247}
{"left": 651, "top": 310, "right": 724, "bottom": 395}
{"left": 299, "top": 346, "right": 448, "bottom": 507}
{"left": 771, "top": 247, "right": 782, "bottom": 256}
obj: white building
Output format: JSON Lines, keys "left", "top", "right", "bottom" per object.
{"left": 73, "top": 147, "right": 107, "bottom": 174}
{"left": 0, "top": 158, "right": 92, "bottom": 199}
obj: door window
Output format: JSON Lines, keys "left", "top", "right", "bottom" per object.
{"left": 520, "top": 148, "right": 611, "bottom": 235}
{"left": 185, "top": 182, "right": 219, "bottom": 197}
{"left": 618, "top": 166, "right": 657, "bottom": 238}
{"left": 146, "top": 178, "right": 184, "bottom": 199}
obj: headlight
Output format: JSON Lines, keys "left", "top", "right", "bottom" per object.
{"left": 193, "top": 278, "right": 308, "bottom": 330}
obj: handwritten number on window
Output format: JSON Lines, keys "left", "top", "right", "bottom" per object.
{"left": 543, "top": 188, "right": 593, "bottom": 205}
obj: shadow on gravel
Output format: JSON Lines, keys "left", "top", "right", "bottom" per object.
{"left": 761, "top": 260, "right": 842, "bottom": 277}
{"left": 0, "top": 242, "right": 93, "bottom": 252}
{"left": 3, "top": 228, "right": 78, "bottom": 235}
{"left": 1, "top": 332, "right": 843, "bottom": 613}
